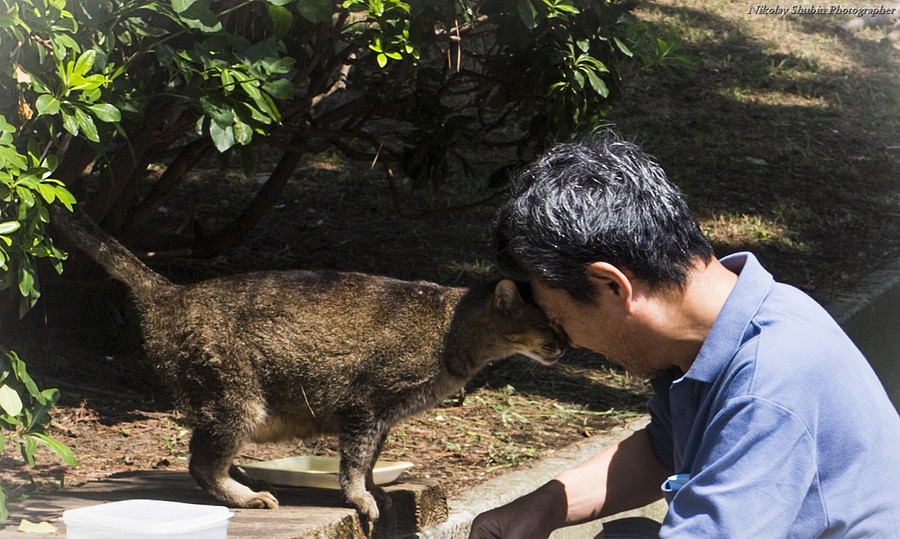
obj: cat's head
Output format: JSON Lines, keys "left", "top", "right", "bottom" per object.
{"left": 488, "top": 279, "right": 569, "bottom": 365}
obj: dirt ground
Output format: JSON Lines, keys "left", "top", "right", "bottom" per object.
{"left": 2, "top": 0, "right": 898, "bottom": 521}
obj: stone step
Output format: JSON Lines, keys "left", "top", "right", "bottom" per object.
{"left": 0, "top": 470, "right": 448, "bottom": 538}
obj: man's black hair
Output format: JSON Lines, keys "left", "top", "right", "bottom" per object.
{"left": 493, "top": 128, "right": 714, "bottom": 303}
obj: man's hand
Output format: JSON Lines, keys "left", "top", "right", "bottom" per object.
{"left": 468, "top": 481, "right": 567, "bottom": 539}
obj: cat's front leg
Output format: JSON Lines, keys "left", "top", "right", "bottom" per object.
{"left": 338, "top": 422, "right": 390, "bottom": 525}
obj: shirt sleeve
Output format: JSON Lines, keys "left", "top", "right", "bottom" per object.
{"left": 661, "top": 395, "right": 821, "bottom": 538}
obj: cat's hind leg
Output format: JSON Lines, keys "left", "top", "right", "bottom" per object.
{"left": 188, "top": 427, "right": 279, "bottom": 509}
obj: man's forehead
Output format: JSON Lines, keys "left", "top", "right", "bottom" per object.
{"left": 526, "top": 276, "right": 563, "bottom": 309}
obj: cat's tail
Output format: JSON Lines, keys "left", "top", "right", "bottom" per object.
{"left": 49, "top": 203, "right": 178, "bottom": 306}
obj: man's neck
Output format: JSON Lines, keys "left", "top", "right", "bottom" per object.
{"left": 644, "top": 258, "right": 739, "bottom": 374}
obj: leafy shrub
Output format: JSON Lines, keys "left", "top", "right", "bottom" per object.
{"left": 0, "top": 347, "right": 78, "bottom": 521}
{"left": 4, "top": 0, "right": 682, "bottom": 256}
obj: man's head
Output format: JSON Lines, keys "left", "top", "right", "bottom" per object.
{"left": 494, "top": 128, "right": 714, "bottom": 304}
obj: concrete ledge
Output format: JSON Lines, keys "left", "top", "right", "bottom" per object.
{"left": 826, "top": 255, "right": 900, "bottom": 326}
{"left": 827, "top": 256, "right": 900, "bottom": 409}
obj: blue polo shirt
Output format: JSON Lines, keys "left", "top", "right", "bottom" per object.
{"left": 646, "top": 252, "right": 900, "bottom": 537}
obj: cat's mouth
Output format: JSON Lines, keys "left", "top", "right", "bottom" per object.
{"left": 536, "top": 342, "right": 566, "bottom": 365}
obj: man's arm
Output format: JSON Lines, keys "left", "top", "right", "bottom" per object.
{"left": 468, "top": 428, "right": 670, "bottom": 539}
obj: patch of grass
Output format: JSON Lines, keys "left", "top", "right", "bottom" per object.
{"left": 608, "top": 0, "right": 899, "bottom": 298}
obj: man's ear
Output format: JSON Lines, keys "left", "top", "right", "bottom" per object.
{"left": 585, "top": 262, "right": 634, "bottom": 306}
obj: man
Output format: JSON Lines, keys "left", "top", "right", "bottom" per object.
{"left": 469, "top": 130, "right": 900, "bottom": 538}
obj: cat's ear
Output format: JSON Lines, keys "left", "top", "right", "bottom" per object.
{"left": 493, "top": 280, "right": 523, "bottom": 313}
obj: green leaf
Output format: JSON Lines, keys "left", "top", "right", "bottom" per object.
{"left": 35, "top": 95, "right": 60, "bottom": 116}
{"left": 517, "top": 0, "right": 538, "bottom": 30}
{"left": 268, "top": 57, "right": 294, "bottom": 75}
{"left": 21, "top": 435, "right": 37, "bottom": 466}
{"left": 88, "top": 103, "right": 121, "bottom": 123}
{"left": 209, "top": 121, "right": 235, "bottom": 152}
{"left": 69, "top": 73, "right": 106, "bottom": 91}
{"left": 219, "top": 69, "right": 236, "bottom": 93}
{"left": 171, "top": 0, "right": 196, "bottom": 14}
{"left": 61, "top": 110, "right": 79, "bottom": 136}
{"left": 15, "top": 176, "right": 39, "bottom": 190}
{"left": 73, "top": 108, "right": 99, "bottom": 142}
{"left": 27, "top": 389, "right": 58, "bottom": 430}
{"left": 261, "top": 93, "right": 280, "bottom": 122}
{"left": 551, "top": 2, "right": 579, "bottom": 15}
{"left": 0, "top": 147, "right": 27, "bottom": 173}
{"left": 11, "top": 351, "right": 39, "bottom": 402}
{"left": 0, "top": 115, "right": 15, "bottom": 132}
{"left": 173, "top": 0, "right": 223, "bottom": 32}
{"left": 72, "top": 49, "right": 96, "bottom": 77}
{"left": 0, "top": 385, "right": 23, "bottom": 417}
{"left": 233, "top": 121, "right": 252, "bottom": 145}
{"left": 31, "top": 432, "right": 79, "bottom": 466}
{"left": 0, "top": 222, "right": 20, "bottom": 235}
{"left": 53, "top": 186, "right": 76, "bottom": 210}
{"left": 17, "top": 265, "right": 35, "bottom": 298}
{"left": 296, "top": 0, "right": 332, "bottom": 23}
{"left": 37, "top": 183, "right": 58, "bottom": 204}
{"left": 571, "top": 70, "right": 584, "bottom": 89}
{"left": 199, "top": 97, "right": 235, "bottom": 126}
{"left": 613, "top": 37, "right": 633, "bottom": 58}
{"left": 240, "top": 81, "right": 262, "bottom": 100}
{"left": 43, "top": 154, "right": 59, "bottom": 174}
{"left": 585, "top": 69, "right": 608, "bottom": 97}
{"left": 266, "top": 4, "right": 293, "bottom": 38}
{"left": 262, "top": 79, "right": 294, "bottom": 100}
{"left": 15, "top": 186, "right": 35, "bottom": 210}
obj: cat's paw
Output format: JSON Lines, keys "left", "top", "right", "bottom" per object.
{"left": 353, "top": 492, "right": 380, "bottom": 523}
{"left": 207, "top": 476, "right": 280, "bottom": 509}
{"left": 242, "top": 490, "right": 279, "bottom": 509}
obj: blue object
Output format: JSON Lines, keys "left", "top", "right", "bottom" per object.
{"left": 646, "top": 253, "right": 900, "bottom": 537}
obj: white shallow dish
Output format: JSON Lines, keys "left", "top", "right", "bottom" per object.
{"left": 62, "top": 499, "right": 233, "bottom": 539}
{"left": 239, "top": 456, "right": 413, "bottom": 489}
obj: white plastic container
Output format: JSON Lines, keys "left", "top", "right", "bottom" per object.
{"left": 62, "top": 499, "right": 233, "bottom": 539}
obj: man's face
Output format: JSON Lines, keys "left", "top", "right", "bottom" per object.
{"left": 527, "top": 276, "right": 659, "bottom": 378}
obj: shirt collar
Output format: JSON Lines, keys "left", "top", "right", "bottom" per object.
{"left": 680, "top": 252, "right": 775, "bottom": 383}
